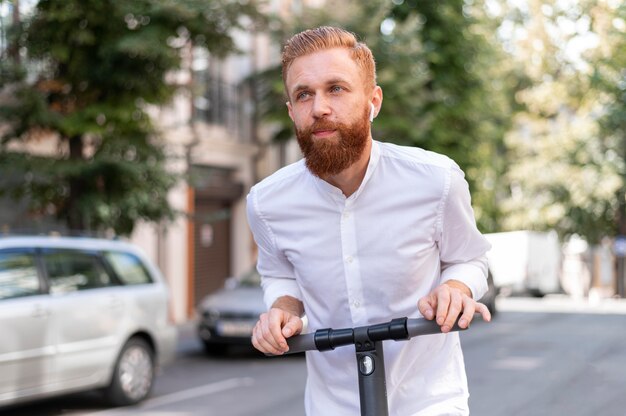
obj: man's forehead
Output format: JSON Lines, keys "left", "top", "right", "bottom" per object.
{"left": 285, "top": 48, "right": 362, "bottom": 89}
{"left": 292, "top": 76, "right": 352, "bottom": 90}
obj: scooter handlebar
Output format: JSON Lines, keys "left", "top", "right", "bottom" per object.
{"left": 277, "top": 317, "right": 467, "bottom": 356}
{"left": 405, "top": 317, "right": 464, "bottom": 337}
{"left": 286, "top": 332, "right": 317, "bottom": 353}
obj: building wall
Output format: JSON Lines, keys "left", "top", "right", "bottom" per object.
{"left": 1, "top": 0, "right": 320, "bottom": 324}
{"left": 129, "top": 24, "right": 288, "bottom": 323}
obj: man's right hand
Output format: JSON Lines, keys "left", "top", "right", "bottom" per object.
{"left": 252, "top": 304, "right": 303, "bottom": 355}
{"left": 252, "top": 296, "right": 304, "bottom": 355}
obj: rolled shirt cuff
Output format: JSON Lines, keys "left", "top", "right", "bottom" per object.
{"left": 261, "top": 276, "right": 303, "bottom": 310}
{"left": 440, "top": 260, "right": 488, "bottom": 300}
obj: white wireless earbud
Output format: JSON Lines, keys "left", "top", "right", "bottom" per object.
{"left": 369, "top": 103, "right": 375, "bottom": 122}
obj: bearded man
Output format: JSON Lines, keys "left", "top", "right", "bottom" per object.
{"left": 247, "top": 26, "right": 491, "bottom": 416}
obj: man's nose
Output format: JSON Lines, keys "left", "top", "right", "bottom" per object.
{"left": 311, "top": 95, "right": 331, "bottom": 118}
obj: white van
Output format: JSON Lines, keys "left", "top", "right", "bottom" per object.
{"left": 484, "top": 230, "right": 562, "bottom": 296}
{"left": 0, "top": 236, "right": 177, "bottom": 408}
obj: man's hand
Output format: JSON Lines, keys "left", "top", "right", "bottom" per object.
{"left": 418, "top": 280, "right": 491, "bottom": 333}
{"left": 252, "top": 296, "right": 303, "bottom": 355}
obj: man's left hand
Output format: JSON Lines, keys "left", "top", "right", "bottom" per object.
{"left": 418, "top": 280, "right": 491, "bottom": 333}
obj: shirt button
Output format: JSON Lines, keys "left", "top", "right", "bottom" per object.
{"left": 353, "top": 300, "right": 361, "bottom": 308}
{"left": 346, "top": 255, "right": 353, "bottom": 263}
{"left": 343, "top": 211, "right": 350, "bottom": 219}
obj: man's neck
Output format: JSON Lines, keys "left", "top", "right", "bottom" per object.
{"left": 322, "top": 139, "right": 372, "bottom": 198}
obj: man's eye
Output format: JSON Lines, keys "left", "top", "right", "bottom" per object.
{"left": 331, "top": 86, "right": 343, "bottom": 93}
{"left": 297, "top": 92, "right": 311, "bottom": 100}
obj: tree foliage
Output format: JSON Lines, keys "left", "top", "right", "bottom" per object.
{"left": 385, "top": 0, "right": 514, "bottom": 232}
{"left": 255, "top": 0, "right": 513, "bottom": 232}
{"left": 497, "top": 0, "right": 625, "bottom": 243}
{"left": 0, "top": 0, "right": 261, "bottom": 235}
{"left": 592, "top": 1, "right": 626, "bottom": 237}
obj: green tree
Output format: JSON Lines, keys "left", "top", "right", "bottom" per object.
{"left": 498, "top": 0, "right": 624, "bottom": 243}
{"left": 386, "top": 0, "right": 514, "bottom": 232}
{"left": 256, "top": 0, "right": 513, "bottom": 232}
{"left": 0, "top": 0, "right": 260, "bottom": 235}
{"left": 592, "top": 1, "right": 626, "bottom": 237}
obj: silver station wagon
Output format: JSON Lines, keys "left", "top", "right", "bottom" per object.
{"left": 0, "top": 235, "right": 177, "bottom": 409}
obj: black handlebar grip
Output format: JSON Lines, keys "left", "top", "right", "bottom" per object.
{"left": 263, "top": 332, "right": 316, "bottom": 357}
{"left": 285, "top": 332, "right": 317, "bottom": 354}
{"left": 405, "top": 318, "right": 466, "bottom": 337}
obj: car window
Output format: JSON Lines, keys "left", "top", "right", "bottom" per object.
{"left": 0, "top": 250, "right": 40, "bottom": 300}
{"left": 104, "top": 251, "right": 153, "bottom": 285}
{"left": 43, "top": 250, "right": 113, "bottom": 294}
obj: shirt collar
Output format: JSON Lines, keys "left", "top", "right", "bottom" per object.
{"left": 311, "top": 139, "right": 381, "bottom": 202}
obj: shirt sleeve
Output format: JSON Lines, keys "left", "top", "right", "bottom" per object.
{"left": 437, "top": 164, "right": 492, "bottom": 300}
{"left": 246, "top": 187, "right": 303, "bottom": 309}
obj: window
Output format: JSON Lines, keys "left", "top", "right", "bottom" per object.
{"left": 43, "top": 251, "right": 113, "bottom": 294}
{"left": 191, "top": 57, "right": 253, "bottom": 143}
{"left": 0, "top": 250, "right": 40, "bottom": 300}
{"left": 104, "top": 251, "right": 152, "bottom": 285}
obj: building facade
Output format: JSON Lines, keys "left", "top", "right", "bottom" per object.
{"left": 128, "top": 1, "right": 311, "bottom": 323}
{"left": 0, "top": 0, "right": 315, "bottom": 323}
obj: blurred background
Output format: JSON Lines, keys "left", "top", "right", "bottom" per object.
{"left": 2, "top": 0, "right": 625, "bottom": 323}
{"left": 2, "top": 1, "right": 626, "bottom": 415}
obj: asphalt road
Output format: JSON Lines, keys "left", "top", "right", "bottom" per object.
{"left": 464, "top": 308, "right": 626, "bottom": 415}
{"left": 4, "top": 297, "right": 626, "bottom": 416}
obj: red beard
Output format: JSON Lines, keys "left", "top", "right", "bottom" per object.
{"left": 296, "top": 106, "right": 370, "bottom": 178}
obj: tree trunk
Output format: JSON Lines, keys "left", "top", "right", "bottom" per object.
{"left": 66, "top": 135, "right": 85, "bottom": 233}
{"left": 8, "top": 0, "right": 21, "bottom": 63}
{"left": 619, "top": 131, "right": 626, "bottom": 236}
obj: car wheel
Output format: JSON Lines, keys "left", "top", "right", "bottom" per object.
{"left": 105, "top": 337, "right": 155, "bottom": 406}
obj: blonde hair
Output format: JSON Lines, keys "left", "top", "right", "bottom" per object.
{"left": 281, "top": 26, "right": 376, "bottom": 94}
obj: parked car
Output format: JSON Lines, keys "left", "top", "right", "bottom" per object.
{"left": 0, "top": 235, "right": 177, "bottom": 409}
{"left": 197, "top": 269, "right": 265, "bottom": 354}
{"left": 197, "top": 267, "right": 497, "bottom": 354}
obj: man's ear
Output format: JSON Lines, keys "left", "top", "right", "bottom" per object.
{"left": 370, "top": 85, "right": 383, "bottom": 117}
{"left": 286, "top": 101, "right": 295, "bottom": 122}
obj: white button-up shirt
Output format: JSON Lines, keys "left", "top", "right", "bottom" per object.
{"left": 247, "top": 140, "right": 491, "bottom": 416}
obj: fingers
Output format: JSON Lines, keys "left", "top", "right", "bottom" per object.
{"left": 282, "top": 314, "right": 303, "bottom": 338}
{"left": 418, "top": 295, "right": 436, "bottom": 320}
{"left": 251, "top": 308, "right": 301, "bottom": 355}
{"left": 440, "top": 288, "right": 462, "bottom": 333}
{"left": 457, "top": 301, "right": 491, "bottom": 329}
{"left": 252, "top": 313, "right": 283, "bottom": 355}
{"left": 268, "top": 309, "right": 288, "bottom": 350}
{"left": 475, "top": 301, "right": 492, "bottom": 323}
{"left": 457, "top": 297, "right": 476, "bottom": 329}
{"left": 435, "top": 288, "right": 451, "bottom": 328}
{"left": 419, "top": 284, "right": 491, "bottom": 333}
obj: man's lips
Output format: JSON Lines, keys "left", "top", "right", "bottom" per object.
{"left": 312, "top": 129, "right": 336, "bottom": 138}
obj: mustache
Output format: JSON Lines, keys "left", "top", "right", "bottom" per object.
{"left": 306, "top": 120, "right": 339, "bottom": 134}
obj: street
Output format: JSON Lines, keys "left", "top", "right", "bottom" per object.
{"left": 3, "top": 297, "right": 626, "bottom": 416}
{"left": 465, "top": 299, "right": 626, "bottom": 415}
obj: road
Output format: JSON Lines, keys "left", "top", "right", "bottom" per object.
{"left": 465, "top": 310, "right": 626, "bottom": 415}
{"left": 4, "top": 297, "right": 626, "bottom": 416}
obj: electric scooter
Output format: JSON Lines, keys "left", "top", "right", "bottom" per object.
{"left": 275, "top": 317, "right": 468, "bottom": 416}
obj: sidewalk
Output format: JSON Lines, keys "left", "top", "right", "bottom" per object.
{"left": 497, "top": 294, "right": 626, "bottom": 315}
